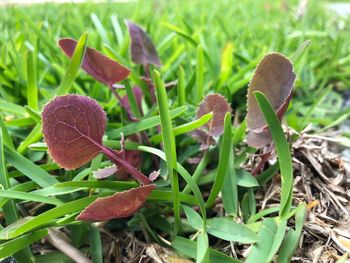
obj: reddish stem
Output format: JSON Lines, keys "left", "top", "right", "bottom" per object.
{"left": 251, "top": 151, "right": 272, "bottom": 176}
{"left": 101, "top": 146, "right": 151, "bottom": 185}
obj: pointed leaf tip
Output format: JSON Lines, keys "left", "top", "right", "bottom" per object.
{"left": 42, "top": 94, "right": 106, "bottom": 170}
{"left": 77, "top": 184, "right": 156, "bottom": 221}
{"left": 58, "top": 38, "right": 131, "bottom": 86}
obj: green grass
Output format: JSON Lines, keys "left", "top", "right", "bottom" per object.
{"left": 0, "top": 0, "right": 349, "bottom": 262}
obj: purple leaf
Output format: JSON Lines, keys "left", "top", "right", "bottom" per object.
{"left": 93, "top": 165, "right": 118, "bottom": 179}
{"left": 77, "top": 184, "right": 156, "bottom": 221}
{"left": 58, "top": 38, "right": 131, "bottom": 86}
{"left": 42, "top": 95, "right": 106, "bottom": 170}
{"left": 126, "top": 21, "right": 161, "bottom": 67}
{"left": 246, "top": 53, "right": 296, "bottom": 148}
{"left": 192, "top": 94, "right": 232, "bottom": 150}
{"left": 197, "top": 94, "right": 232, "bottom": 136}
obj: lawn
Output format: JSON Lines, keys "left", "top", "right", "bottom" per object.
{"left": 0, "top": 0, "right": 349, "bottom": 262}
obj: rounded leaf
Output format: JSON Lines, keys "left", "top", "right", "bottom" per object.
{"left": 42, "top": 94, "right": 106, "bottom": 170}
{"left": 196, "top": 94, "right": 232, "bottom": 137}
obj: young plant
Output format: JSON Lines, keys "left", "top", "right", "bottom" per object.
{"left": 42, "top": 94, "right": 154, "bottom": 221}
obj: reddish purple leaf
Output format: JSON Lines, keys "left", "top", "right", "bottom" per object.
{"left": 93, "top": 165, "right": 118, "bottom": 179}
{"left": 192, "top": 94, "right": 232, "bottom": 149}
{"left": 197, "top": 94, "right": 232, "bottom": 136}
{"left": 42, "top": 94, "right": 106, "bottom": 170}
{"left": 126, "top": 21, "right": 161, "bottom": 67}
{"left": 246, "top": 53, "right": 296, "bottom": 148}
{"left": 192, "top": 130, "right": 216, "bottom": 150}
{"left": 58, "top": 38, "right": 131, "bottom": 86}
{"left": 77, "top": 184, "right": 156, "bottom": 221}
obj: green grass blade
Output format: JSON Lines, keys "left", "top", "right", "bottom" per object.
{"left": 183, "top": 150, "right": 211, "bottom": 194}
{"left": 0, "top": 195, "right": 103, "bottom": 239}
{"left": 26, "top": 49, "right": 38, "bottom": 111}
{"left": 150, "top": 112, "right": 213, "bottom": 143}
{"left": 172, "top": 236, "right": 242, "bottom": 263}
{"left": 56, "top": 32, "right": 88, "bottom": 95}
{"left": 89, "top": 224, "right": 103, "bottom": 263}
{"left": 154, "top": 70, "right": 180, "bottom": 234}
{"left": 0, "top": 114, "right": 14, "bottom": 149}
{"left": 254, "top": 91, "right": 293, "bottom": 218}
{"left": 107, "top": 106, "right": 187, "bottom": 139}
{"left": 0, "top": 129, "right": 33, "bottom": 262}
{"left": 0, "top": 189, "right": 63, "bottom": 206}
{"left": 206, "top": 112, "right": 232, "bottom": 208}
{"left": 0, "top": 229, "right": 47, "bottom": 260}
{"left": 4, "top": 145, "right": 59, "bottom": 187}
{"left": 196, "top": 45, "right": 204, "bottom": 103}
{"left": 221, "top": 148, "right": 237, "bottom": 215}
{"left": 91, "top": 13, "right": 110, "bottom": 46}
{"left": 277, "top": 203, "right": 307, "bottom": 263}
{"left": 139, "top": 146, "right": 207, "bottom": 224}
{"left": 177, "top": 66, "right": 186, "bottom": 106}
{"left": 16, "top": 124, "right": 42, "bottom": 154}
{"left": 124, "top": 79, "right": 142, "bottom": 118}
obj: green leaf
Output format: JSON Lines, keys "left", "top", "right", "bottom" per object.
{"left": 236, "top": 169, "right": 259, "bottom": 187}
{"left": 206, "top": 112, "right": 232, "bottom": 208}
{"left": 278, "top": 203, "right": 307, "bottom": 263}
{"left": 177, "top": 66, "right": 186, "bottom": 106}
{"left": 196, "top": 45, "right": 204, "bottom": 103}
{"left": 26, "top": 49, "right": 38, "bottom": 111}
{"left": 172, "top": 236, "right": 241, "bottom": 263}
{"left": 0, "top": 195, "right": 103, "bottom": 239}
{"left": 0, "top": 229, "right": 47, "bottom": 259}
{"left": 254, "top": 91, "right": 293, "bottom": 217}
{"left": 89, "top": 224, "right": 103, "bottom": 263}
{"left": 206, "top": 218, "right": 257, "bottom": 243}
{"left": 107, "top": 106, "right": 187, "bottom": 139}
{"left": 0, "top": 189, "right": 63, "bottom": 206}
{"left": 4, "top": 145, "right": 59, "bottom": 188}
{"left": 245, "top": 218, "right": 287, "bottom": 263}
{"left": 221, "top": 148, "right": 237, "bottom": 215}
{"left": 150, "top": 112, "right": 213, "bottom": 144}
{"left": 197, "top": 231, "right": 209, "bottom": 263}
{"left": 139, "top": 146, "right": 207, "bottom": 227}
{"left": 182, "top": 205, "right": 203, "bottom": 231}
{"left": 154, "top": 70, "right": 180, "bottom": 235}
{"left": 56, "top": 32, "right": 88, "bottom": 95}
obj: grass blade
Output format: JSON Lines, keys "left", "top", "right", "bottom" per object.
{"left": 196, "top": 45, "right": 204, "bottom": 103}
{"left": 206, "top": 112, "right": 232, "bottom": 208}
{"left": 172, "top": 236, "right": 242, "bottom": 263}
{"left": 0, "top": 129, "right": 33, "bottom": 262}
{"left": 0, "top": 229, "right": 47, "bottom": 260}
{"left": 177, "top": 66, "right": 186, "bottom": 106}
{"left": 150, "top": 112, "right": 213, "bottom": 143}
{"left": 89, "top": 224, "right": 103, "bottom": 263}
{"left": 26, "top": 49, "right": 38, "bottom": 111}
{"left": 4, "top": 145, "right": 59, "bottom": 188}
{"left": 154, "top": 70, "right": 180, "bottom": 235}
{"left": 56, "top": 32, "right": 88, "bottom": 95}
{"left": 107, "top": 106, "right": 187, "bottom": 139}
{"left": 254, "top": 91, "right": 293, "bottom": 217}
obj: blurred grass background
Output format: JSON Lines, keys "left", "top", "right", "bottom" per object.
{"left": 0, "top": 0, "right": 349, "bottom": 133}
